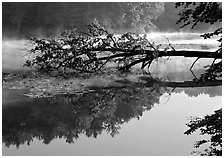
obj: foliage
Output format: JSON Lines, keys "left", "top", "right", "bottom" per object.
{"left": 199, "top": 61, "right": 222, "bottom": 81}
{"left": 176, "top": 3, "right": 222, "bottom": 155}
{"left": 175, "top": 2, "right": 221, "bottom": 28}
{"left": 25, "top": 30, "right": 103, "bottom": 73}
{"left": 184, "top": 108, "right": 222, "bottom": 156}
{"left": 121, "top": 2, "right": 164, "bottom": 32}
{"left": 176, "top": 2, "right": 222, "bottom": 81}
{"left": 24, "top": 21, "right": 175, "bottom": 74}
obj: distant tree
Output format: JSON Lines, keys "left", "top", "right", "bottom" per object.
{"left": 119, "top": 2, "right": 164, "bottom": 33}
{"left": 3, "top": 2, "right": 165, "bottom": 38}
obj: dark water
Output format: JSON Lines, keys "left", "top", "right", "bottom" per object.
{"left": 2, "top": 83, "right": 221, "bottom": 156}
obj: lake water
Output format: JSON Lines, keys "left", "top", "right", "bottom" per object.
{"left": 2, "top": 85, "right": 222, "bottom": 156}
{"left": 2, "top": 32, "right": 222, "bottom": 156}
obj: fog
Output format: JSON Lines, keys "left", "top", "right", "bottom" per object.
{"left": 2, "top": 32, "right": 218, "bottom": 74}
{"left": 2, "top": 40, "right": 32, "bottom": 72}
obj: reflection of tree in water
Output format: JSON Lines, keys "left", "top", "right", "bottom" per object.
{"left": 174, "top": 86, "right": 222, "bottom": 98}
{"left": 2, "top": 84, "right": 168, "bottom": 148}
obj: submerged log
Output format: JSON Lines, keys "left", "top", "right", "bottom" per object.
{"left": 153, "top": 80, "right": 222, "bottom": 88}
{"left": 87, "top": 79, "right": 222, "bottom": 90}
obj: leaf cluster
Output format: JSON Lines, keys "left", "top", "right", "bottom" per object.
{"left": 24, "top": 21, "right": 172, "bottom": 74}
{"left": 184, "top": 108, "right": 222, "bottom": 156}
{"left": 25, "top": 28, "right": 103, "bottom": 73}
{"left": 175, "top": 2, "right": 222, "bottom": 28}
{"left": 199, "top": 61, "right": 222, "bottom": 81}
{"left": 175, "top": 2, "right": 222, "bottom": 51}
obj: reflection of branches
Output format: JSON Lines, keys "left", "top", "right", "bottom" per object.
{"left": 190, "top": 58, "right": 222, "bottom": 82}
{"left": 138, "top": 76, "right": 221, "bottom": 88}
{"left": 3, "top": 85, "right": 168, "bottom": 148}
{"left": 190, "top": 57, "right": 200, "bottom": 70}
{"left": 160, "top": 86, "right": 176, "bottom": 105}
{"left": 3, "top": 73, "right": 221, "bottom": 148}
{"left": 190, "top": 69, "right": 198, "bottom": 80}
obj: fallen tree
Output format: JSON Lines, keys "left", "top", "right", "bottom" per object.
{"left": 24, "top": 22, "right": 221, "bottom": 74}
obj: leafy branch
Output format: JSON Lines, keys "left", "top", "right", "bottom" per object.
{"left": 184, "top": 108, "right": 222, "bottom": 156}
{"left": 24, "top": 21, "right": 220, "bottom": 75}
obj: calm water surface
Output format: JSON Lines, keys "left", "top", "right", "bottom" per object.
{"left": 2, "top": 85, "right": 221, "bottom": 156}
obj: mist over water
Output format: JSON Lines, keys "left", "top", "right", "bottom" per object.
{"left": 147, "top": 32, "right": 219, "bottom": 45}
{"left": 2, "top": 40, "right": 32, "bottom": 72}
{"left": 2, "top": 31, "right": 219, "bottom": 74}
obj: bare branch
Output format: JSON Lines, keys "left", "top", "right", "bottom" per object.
{"left": 190, "top": 57, "right": 200, "bottom": 70}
